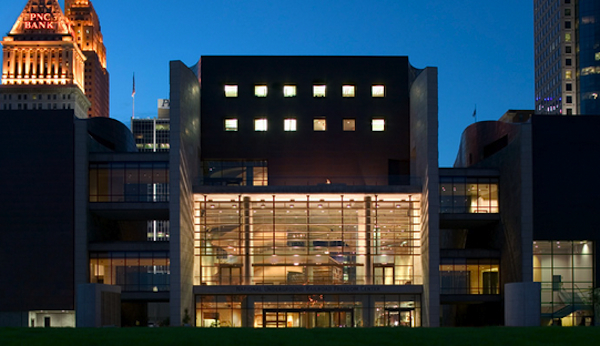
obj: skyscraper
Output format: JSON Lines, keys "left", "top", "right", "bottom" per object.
{"left": 534, "top": 0, "right": 600, "bottom": 115}
{"left": 0, "top": 0, "right": 90, "bottom": 118}
{"left": 65, "top": 0, "right": 109, "bottom": 118}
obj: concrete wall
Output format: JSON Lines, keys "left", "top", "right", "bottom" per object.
{"left": 531, "top": 115, "right": 600, "bottom": 285}
{"left": 505, "top": 282, "right": 541, "bottom": 326}
{"left": 409, "top": 67, "right": 440, "bottom": 326}
{"left": 169, "top": 61, "right": 201, "bottom": 326}
{"left": 454, "top": 121, "right": 534, "bottom": 286}
{"left": 0, "top": 110, "right": 76, "bottom": 315}
{"left": 76, "top": 284, "right": 121, "bottom": 327}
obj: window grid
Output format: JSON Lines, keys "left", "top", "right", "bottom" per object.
{"left": 194, "top": 195, "right": 421, "bottom": 287}
{"left": 533, "top": 241, "right": 594, "bottom": 326}
{"left": 439, "top": 176, "right": 499, "bottom": 213}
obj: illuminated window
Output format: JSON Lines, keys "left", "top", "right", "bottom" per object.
{"left": 595, "top": 52, "right": 600, "bottom": 61}
{"left": 255, "top": 118, "right": 268, "bottom": 132}
{"left": 342, "top": 85, "right": 355, "bottom": 97}
{"left": 343, "top": 119, "right": 356, "bottom": 131}
{"left": 224, "top": 119, "right": 238, "bottom": 131}
{"left": 255, "top": 85, "right": 268, "bottom": 97}
{"left": 283, "top": 85, "right": 296, "bottom": 97}
{"left": 565, "top": 33, "right": 571, "bottom": 42}
{"left": 565, "top": 70, "right": 572, "bottom": 79}
{"left": 372, "top": 119, "right": 385, "bottom": 131}
{"left": 284, "top": 118, "right": 297, "bottom": 132}
{"left": 313, "top": 85, "right": 326, "bottom": 97}
{"left": 313, "top": 118, "right": 326, "bottom": 131}
{"left": 372, "top": 85, "right": 385, "bottom": 97}
{"left": 225, "top": 85, "right": 238, "bottom": 97}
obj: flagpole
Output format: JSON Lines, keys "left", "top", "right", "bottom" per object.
{"left": 132, "top": 73, "right": 136, "bottom": 119}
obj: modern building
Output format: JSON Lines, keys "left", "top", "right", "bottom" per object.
{"left": 534, "top": 0, "right": 600, "bottom": 115}
{"left": 189, "top": 56, "right": 440, "bottom": 328}
{"left": 131, "top": 99, "right": 171, "bottom": 153}
{"left": 1, "top": 1, "right": 599, "bottom": 329}
{"left": 65, "top": 0, "right": 109, "bottom": 118}
{"left": 453, "top": 114, "right": 599, "bottom": 326}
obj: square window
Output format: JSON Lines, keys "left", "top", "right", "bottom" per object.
{"left": 313, "top": 118, "right": 326, "bottom": 131}
{"left": 284, "top": 118, "right": 297, "bottom": 131}
{"left": 224, "top": 118, "right": 238, "bottom": 131}
{"left": 565, "top": 33, "right": 571, "bottom": 42}
{"left": 566, "top": 96, "right": 573, "bottom": 104}
{"left": 566, "top": 58, "right": 572, "bottom": 66}
{"left": 255, "top": 85, "right": 268, "bottom": 97}
{"left": 566, "top": 46, "right": 572, "bottom": 54}
{"left": 372, "top": 119, "right": 385, "bottom": 131}
{"left": 343, "top": 119, "right": 356, "bottom": 131}
{"left": 342, "top": 85, "right": 355, "bottom": 97}
{"left": 255, "top": 118, "right": 268, "bottom": 132}
{"left": 595, "top": 52, "right": 600, "bottom": 61}
{"left": 565, "top": 9, "right": 571, "bottom": 16}
{"left": 372, "top": 85, "right": 385, "bottom": 97}
{"left": 313, "top": 85, "right": 326, "bottom": 97}
{"left": 566, "top": 83, "right": 572, "bottom": 91}
{"left": 565, "top": 21, "right": 571, "bottom": 29}
{"left": 225, "top": 85, "right": 238, "bottom": 97}
{"left": 567, "top": 108, "right": 573, "bottom": 115}
{"left": 283, "top": 85, "right": 296, "bottom": 97}
{"left": 565, "top": 70, "right": 572, "bottom": 79}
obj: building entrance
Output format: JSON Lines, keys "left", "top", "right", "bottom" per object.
{"left": 379, "top": 308, "right": 414, "bottom": 327}
{"left": 262, "top": 308, "right": 354, "bottom": 328}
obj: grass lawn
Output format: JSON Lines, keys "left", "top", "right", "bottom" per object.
{"left": 2, "top": 327, "right": 600, "bottom": 346}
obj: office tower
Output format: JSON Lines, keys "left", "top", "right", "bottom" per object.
{"left": 65, "top": 0, "right": 109, "bottom": 118}
{"left": 534, "top": 0, "right": 600, "bottom": 115}
{"left": 0, "top": 0, "right": 90, "bottom": 118}
{"left": 131, "top": 99, "right": 171, "bottom": 152}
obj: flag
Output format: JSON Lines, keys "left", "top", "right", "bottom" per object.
{"left": 132, "top": 73, "right": 136, "bottom": 97}
{"left": 472, "top": 106, "right": 477, "bottom": 118}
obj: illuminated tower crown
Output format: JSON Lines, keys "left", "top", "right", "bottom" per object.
{"left": 65, "top": 0, "right": 109, "bottom": 118}
{"left": 0, "top": 0, "right": 92, "bottom": 118}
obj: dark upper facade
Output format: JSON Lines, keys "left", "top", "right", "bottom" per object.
{"left": 198, "top": 56, "right": 414, "bottom": 186}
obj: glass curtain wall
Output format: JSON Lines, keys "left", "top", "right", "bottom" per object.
{"left": 439, "top": 258, "right": 500, "bottom": 295}
{"left": 195, "top": 294, "right": 420, "bottom": 328}
{"left": 89, "top": 251, "right": 170, "bottom": 292}
{"left": 533, "top": 240, "right": 594, "bottom": 326}
{"left": 194, "top": 194, "right": 421, "bottom": 286}
{"left": 89, "top": 162, "right": 169, "bottom": 202}
{"left": 439, "top": 177, "right": 499, "bottom": 213}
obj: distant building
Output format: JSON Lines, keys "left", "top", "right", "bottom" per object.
{"left": 534, "top": 0, "right": 600, "bottom": 115}
{"left": 131, "top": 99, "right": 171, "bottom": 152}
{"left": 0, "top": 0, "right": 91, "bottom": 118}
{"left": 65, "top": 0, "right": 109, "bottom": 118}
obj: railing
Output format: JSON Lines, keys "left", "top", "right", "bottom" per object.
{"left": 201, "top": 175, "right": 422, "bottom": 187}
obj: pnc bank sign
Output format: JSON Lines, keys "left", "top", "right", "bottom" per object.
{"left": 24, "top": 13, "right": 56, "bottom": 30}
